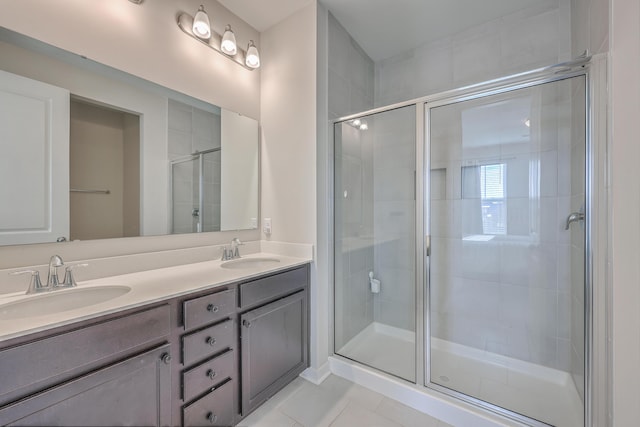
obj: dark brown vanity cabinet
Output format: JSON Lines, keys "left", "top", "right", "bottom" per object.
{"left": 238, "top": 266, "right": 309, "bottom": 417}
{"left": 0, "top": 305, "right": 172, "bottom": 426}
{"left": 0, "top": 263, "right": 310, "bottom": 427}
{"left": 177, "top": 265, "right": 310, "bottom": 425}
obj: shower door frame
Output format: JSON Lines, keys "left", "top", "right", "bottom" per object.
{"left": 423, "top": 68, "right": 593, "bottom": 427}
{"left": 331, "top": 58, "right": 599, "bottom": 426}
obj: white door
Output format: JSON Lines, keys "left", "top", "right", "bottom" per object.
{"left": 0, "top": 70, "right": 70, "bottom": 245}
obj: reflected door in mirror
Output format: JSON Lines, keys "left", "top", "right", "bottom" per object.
{"left": 0, "top": 70, "right": 69, "bottom": 245}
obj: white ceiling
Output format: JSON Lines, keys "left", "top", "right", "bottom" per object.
{"left": 217, "top": 0, "right": 314, "bottom": 32}
{"left": 222, "top": 0, "right": 550, "bottom": 62}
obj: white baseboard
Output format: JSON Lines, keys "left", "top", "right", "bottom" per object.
{"left": 300, "top": 362, "right": 331, "bottom": 385}
{"left": 329, "top": 356, "right": 520, "bottom": 427}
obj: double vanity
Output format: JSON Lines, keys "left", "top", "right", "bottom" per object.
{"left": 0, "top": 251, "right": 310, "bottom": 426}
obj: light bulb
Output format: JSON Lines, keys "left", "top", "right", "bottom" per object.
{"left": 192, "top": 5, "right": 211, "bottom": 39}
{"left": 221, "top": 25, "right": 237, "bottom": 56}
{"left": 352, "top": 119, "right": 361, "bottom": 127}
{"left": 245, "top": 40, "right": 260, "bottom": 69}
{"left": 359, "top": 122, "right": 368, "bottom": 131}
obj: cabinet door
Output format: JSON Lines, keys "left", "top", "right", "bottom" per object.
{"left": 0, "top": 344, "right": 172, "bottom": 426}
{"left": 240, "top": 291, "right": 308, "bottom": 415}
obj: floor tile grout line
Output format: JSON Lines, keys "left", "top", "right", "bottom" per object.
{"left": 327, "top": 399, "right": 354, "bottom": 427}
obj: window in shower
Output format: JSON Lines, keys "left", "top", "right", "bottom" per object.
{"left": 461, "top": 163, "right": 507, "bottom": 237}
{"left": 428, "top": 75, "right": 586, "bottom": 427}
{"left": 334, "top": 105, "right": 416, "bottom": 382}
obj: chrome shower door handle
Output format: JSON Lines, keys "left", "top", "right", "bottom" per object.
{"left": 565, "top": 212, "right": 585, "bottom": 230}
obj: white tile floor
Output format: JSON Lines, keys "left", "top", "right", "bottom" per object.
{"left": 238, "top": 375, "right": 453, "bottom": 427}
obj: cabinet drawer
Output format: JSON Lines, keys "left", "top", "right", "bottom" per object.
{"left": 183, "top": 288, "right": 236, "bottom": 331}
{"left": 182, "top": 320, "right": 234, "bottom": 366}
{"left": 182, "top": 380, "right": 234, "bottom": 427}
{"left": 0, "top": 305, "right": 170, "bottom": 406}
{"left": 182, "top": 350, "right": 235, "bottom": 402}
{"left": 239, "top": 266, "right": 307, "bottom": 308}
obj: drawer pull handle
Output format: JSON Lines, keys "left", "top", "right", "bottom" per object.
{"left": 160, "top": 353, "right": 172, "bottom": 364}
{"left": 243, "top": 320, "right": 252, "bottom": 328}
{"left": 206, "top": 337, "right": 217, "bottom": 346}
{"left": 206, "top": 412, "right": 217, "bottom": 423}
{"left": 206, "top": 369, "right": 217, "bottom": 380}
{"left": 207, "top": 304, "right": 220, "bottom": 313}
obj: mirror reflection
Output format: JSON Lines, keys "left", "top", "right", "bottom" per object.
{"left": 0, "top": 28, "right": 259, "bottom": 247}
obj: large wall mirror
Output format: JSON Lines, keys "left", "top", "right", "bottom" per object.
{"left": 0, "top": 28, "right": 259, "bottom": 247}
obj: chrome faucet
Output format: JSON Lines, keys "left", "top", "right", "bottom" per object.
{"left": 231, "top": 238, "right": 243, "bottom": 258}
{"left": 221, "top": 238, "right": 244, "bottom": 261}
{"left": 47, "top": 255, "right": 64, "bottom": 288}
{"left": 9, "top": 256, "right": 88, "bottom": 294}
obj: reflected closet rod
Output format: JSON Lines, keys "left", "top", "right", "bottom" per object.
{"left": 70, "top": 188, "right": 111, "bottom": 194}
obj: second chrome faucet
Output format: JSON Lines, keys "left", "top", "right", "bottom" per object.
{"left": 221, "top": 238, "right": 243, "bottom": 261}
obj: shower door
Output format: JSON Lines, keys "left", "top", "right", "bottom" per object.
{"left": 427, "top": 75, "right": 586, "bottom": 426}
{"left": 170, "top": 148, "right": 221, "bottom": 234}
{"left": 334, "top": 105, "right": 417, "bottom": 382}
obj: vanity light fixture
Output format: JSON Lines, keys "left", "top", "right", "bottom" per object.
{"left": 221, "top": 25, "right": 237, "bottom": 56}
{"left": 192, "top": 5, "right": 211, "bottom": 39}
{"left": 177, "top": 6, "right": 260, "bottom": 70}
{"left": 245, "top": 41, "right": 260, "bottom": 69}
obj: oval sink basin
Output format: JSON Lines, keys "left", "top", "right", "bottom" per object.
{"left": 221, "top": 257, "right": 281, "bottom": 270}
{"left": 0, "top": 285, "right": 131, "bottom": 320}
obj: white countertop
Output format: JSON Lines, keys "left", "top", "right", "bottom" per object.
{"left": 0, "top": 252, "right": 311, "bottom": 343}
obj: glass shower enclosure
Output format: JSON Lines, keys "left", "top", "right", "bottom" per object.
{"left": 170, "top": 148, "right": 222, "bottom": 234}
{"left": 334, "top": 70, "right": 588, "bottom": 427}
{"left": 334, "top": 105, "right": 417, "bottom": 382}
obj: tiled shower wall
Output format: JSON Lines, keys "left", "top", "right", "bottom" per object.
{"left": 335, "top": 109, "right": 417, "bottom": 341}
{"left": 371, "top": 108, "right": 416, "bottom": 332}
{"left": 330, "top": 11, "right": 377, "bottom": 349}
{"left": 374, "top": 0, "right": 571, "bottom": 107}
{"left": 330, "top": 1, "right": 581, "bottom": 346}
{"left": 168, "top": 99, "right": 221, "bottom": 234}
{"left": 334, "top": 124, "right": 375, "bottom": 349}
{"left": 330, "top": 13, "right": 417, "bottom": 336}
{"left": 328, "top": 13, "right": 374, "bottom": 120}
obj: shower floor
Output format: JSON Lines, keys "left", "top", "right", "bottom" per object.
{"left": 338, "top": 323, "right": 583, "bottom": 427}
{"left": 337, "top": 322, "right": 416, "bottom": 381}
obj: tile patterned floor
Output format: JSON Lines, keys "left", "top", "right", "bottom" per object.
{"left": 238, "top": 375, "right": 454, "bottom": 427}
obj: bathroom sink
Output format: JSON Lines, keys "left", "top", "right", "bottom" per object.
{"left": 0, "top": 285, "right": 131, "bottom": 320}
{"left": 220, "top": 257, "right": 281, "bottom": 270}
